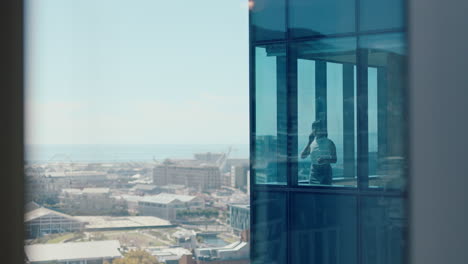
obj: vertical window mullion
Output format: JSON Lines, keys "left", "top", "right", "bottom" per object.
{"left": 287, "top": 43, "right": 298, "bottom": 187}
{"left": 356, "top": 39, "right": 369, "bottom": 190}
{"left": 343, "top": 63, "right": 356, "bottom": 180}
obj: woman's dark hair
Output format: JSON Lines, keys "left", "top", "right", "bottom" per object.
{"left": 312, "top": 120, "right": 328, "bottom": 137}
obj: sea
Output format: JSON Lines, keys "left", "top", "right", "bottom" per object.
{"left": 25, "top": 144, "right": 250, "bottom": 163}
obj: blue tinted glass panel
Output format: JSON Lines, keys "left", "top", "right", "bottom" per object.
{"left": 251, "top": 0, "right": 286, "bottom": 41}
{"left": 291, "top": 193, "right": 357, "bottom": 264}
{"left": 293, "top": 38, "right": 357, "bottom": 187}
{"left": 297, "top": 58, "right": 316, "bottom": 183}
{"left": 360, "top": 0, "right": 404, "bottom": 31}
{"left": 254, "top": 44, "right": 287, "bottom": 185}
{"left": 360, "top": 33, "right": 407, "bottom": 190}
{"left": 368, "top": 67, "right": 379, "bottom": 178}
{"left": 362, "top": 197, "right": 406, "bottom": 264}
{"left": 252, "top": 191, "right": 287, "bottom": 264}
{"left": 289, "top": 0, "right": 355, "bottom": 38}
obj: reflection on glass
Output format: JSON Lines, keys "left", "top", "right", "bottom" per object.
{"left": 360, "top": 33, "right": 407, "bottom": 190}
{"left": 289, "top": 0, "right": 355, "bottom": 38}
{"left": 291, "top": 193, "right": 357, "bottom": 264}
{"left": 252, "top": 192, "right": 287, "bottom": 264}
{"left": 297, "top": 59, "right": 316, "bottom": 182}
{"left": 368, "top": 67, "right": 379, "bottom": 178}
{"left": 300, "top": 120, "right": 337, "bottom": 185}
{"left": 251, "top": 0, "right": 286, "bottom": 41}
{"left": 362, "top": 197, "right": 406, "bottom": 264}
{"left": 293, "top": 38, "right": 357, "bottom": 187}
{"left": 360, "top": 0, "right": 405, "bottom": 32}
{"left": 254, "top": 44, "right": 287, "bottom": 185}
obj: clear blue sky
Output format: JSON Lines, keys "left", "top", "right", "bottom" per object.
{"left": 25, "top": 0, "right": 249, "bottom": 145}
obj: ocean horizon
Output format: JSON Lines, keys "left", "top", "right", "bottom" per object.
{"left": 25, "top": 144, "right": 250, "bottom": 163}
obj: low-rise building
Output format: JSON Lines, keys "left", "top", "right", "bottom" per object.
{"left": 25, "top": 240, "right": 122, "bottom": 264}
{"left": 74, "top": 216, "right": 173, "bottom": 231}
{"left": 172, "top": 229, "right": 197, "bottom": 249}
{"left": 138, "top": 193, "right": 204, "bottom": 221}
{"left": 147, "top": 247, "right": 192, "bottom": 264}
{"left": 24, "top": 207, "right": 85, "bottom": 239}
{"left": 229, "top": 204, "right": 250, "bottom": 235}
{"left": 44, "top": 171, "right": 109, "bottom": 189}
{"left": 156, "top": 184, "right": 187, "bottom": 194}
{"left": 194, "top": 241, "right": 250, "bottom": 264}
{"left": 132, "top": 184, "right": 159, "bottom": 195}
{"left": 60, "top": 188, "right": 121, "bottom": 215}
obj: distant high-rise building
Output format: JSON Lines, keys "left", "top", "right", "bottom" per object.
{"left": 230, "top": 165, "right": 249, "bottom": 191}
{"left": 153, "top": 160, "right": 221, "bottom": 191}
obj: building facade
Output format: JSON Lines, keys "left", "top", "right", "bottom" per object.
{"left": 60, "top": 188, "right": 120, "bottom": 215}
{"left": 194, "top": 241, "right": 250, "bottom": 264}
{"left": 250, "top": 0, "right": 407, "bottom": 263}
{"left": 154, "top": 162, "right": 221, "bottom": 191}
{"left": 229, "top": 204, "right": 250, "bottom": 235}
{"left": 230, "top": 165, "right": 249, "bottom": 191}
{"left": 24, "top": 207, "right": 85, "bottom": 239}
{"left": 137, "top": 193, "right": 205, "bottom": 221}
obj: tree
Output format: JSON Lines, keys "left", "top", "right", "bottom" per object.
{"left": 113, "top": 250, "right": 160, "bottom": 264}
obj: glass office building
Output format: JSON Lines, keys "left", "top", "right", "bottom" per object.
{"left": 250, "top": 0, "right": 407, "bottom": 263}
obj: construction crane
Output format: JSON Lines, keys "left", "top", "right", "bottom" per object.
{"left": 216, "top": 146, "right": 233, "bottom": 172}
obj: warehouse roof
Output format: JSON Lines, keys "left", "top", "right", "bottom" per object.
{"left": 140, "top": 193, "right": 198, "bottom": 204}
{"left": 25, "top": 240, "right": 122, "bottom": 262}
{"left": 25, "top": 207, "right": 77, "bottom": 222}
{"left": 75, "top": 216, "right": 172, "bottom": 230}
{"left": 62, "top": 188, "right": 110, "bottom": 195}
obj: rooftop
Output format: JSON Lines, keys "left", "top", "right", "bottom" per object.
{"left": 25, "top": 207, "right": 77, "bottom": 222}
{"left": 156, "top": 159, "right": 220, "bottom": 169}
{"left": 148, "top": 247, "right": 192, "bottom": 258}
{"left": 195, "top": 241, "right": 249, "bottom": 261}
{"left": 62, "top": 188, "right": 110, "bottom": 195}
{"left": 25, "top": 201, "right": 41, "bottom": 213}
{"left": 230, "top": 204, "right": 250, "bottom": 210}
{"left": 25, "top": 240, "right": 122, "bottom": 262}
{"left": 133, "top": 184, "right": 158, "bottom": 191}
{"left": 75, "top": 216, "right": 172, "bottom": 230}
{"left": 139, "top": 193, "right": 198, "bottom": 204}
{"left": 46, "top": 171, "right": 107, "bottom": 178}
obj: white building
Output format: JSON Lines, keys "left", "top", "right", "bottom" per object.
{"left": 147, "top": 247, "right": 192, "bottom": 264}
{"left": 194, "top": 241, "right": 249, "bottom": 262}
{"left": 25, "top": 240, "right": 122, "bottom": 264}
{"left": 138, "top": 193, "right": 204, "bottom": 221}
{"left": 172, "top": 229, "right": 197, "bottom": 249}
{"left": 153, "top": 161, "right": 221, "bottom": 191}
